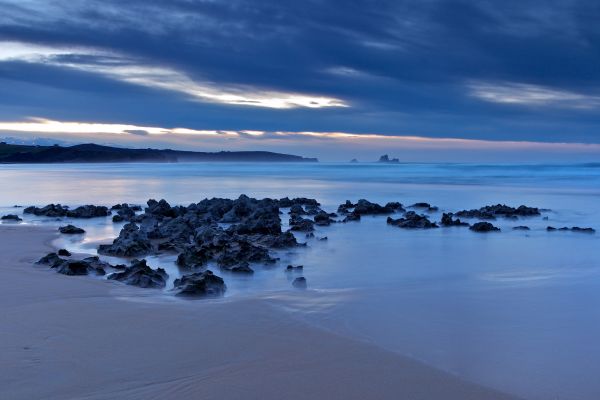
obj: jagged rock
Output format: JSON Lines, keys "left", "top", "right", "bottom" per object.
{"left": 440, "top": 213, "right": 469, "bottom": 227}
{"left": 470, "top": 222, "right": 500, "bottom": 232}
{"left": 289, "top": 204, "right": 306, "bottom": 216}
{"left": 290, "top": 215, "right": 315, "bottom": 232}
{"left": 513, "top": 226, "right": 530, "bottom": 231}
{"left": 66, "top": 205, "right": 110, "bottom": 218}
{"left": 221, "top": 261, "right": 254, "bottom": 274}
{"left": 378, "top": 154, "right": 399, "bottom": 163}
{"left": 55, "top": 260, "right": 92, "bottom": 276}
{"left": 57, "top": 248, "right": 71, "bottom": 256}
{"left": 343, "top": 213, "right": 361, "bottom": 222}
{"left": 278, "top": 197, "right": 320, "bottom": 208}
{"left": 456, "top": 204, "right": 540, "bottom": 220}
{"left": 173, "top": 270, "right": 226, "bottom": 297}
{"left": 59, "top": 225, "right": 85, "bottom": 234}
{"left": 314, "top": 211, "right": 335, "bottom": 226}
{"left": 387, "top": 211, "right": 438, "bottom": 229}
{"left": 36, "top": 252, "right": 63, "bottom": 267}
{"left": 292, "top": 277, "right": 307, "bottom": 289}
{"left": 108, "top": 259, "right": 168, "bottom": 288}
{"left": 1, "top": 214, "right": 22, "bottom": 221}
{"left": 145, "top": 199, "right": 178, "bottom": 218}
{"left": 98, "top": 222, "right": 152, "bottom": 257}
{"left": 353, "top": 199, "right": 397, "bottom": 216}
{"left": 24, "top": 204, "right": 69, "bottom": 217}
{"left": 112, "top": 215, "right": 125, "bottom": 222}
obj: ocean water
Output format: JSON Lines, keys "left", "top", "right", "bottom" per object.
{"left": 1, "top": 162, "right": 600, "bottom": 400}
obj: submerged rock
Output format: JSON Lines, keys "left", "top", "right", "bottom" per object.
{"left": 58, "top": 225, "right": 85, "bottom": 234}
{"left": 547, "top": 226, "right": 595, "bottom": 233}
{"left": 173, "top": 270, "right": 226, "bottom": 297}
{"left": 36, "top": 252, "right": 64, "bottom": 268}
{"left": 108, "top": 259, "right": 168, "bottom": 288}
{"left": 411, "top": 202, "right": 439, "bottom": 212}
{"left": 292, "top": 277, "right": 307, "bottom": 289}
{"left": 513, "top": 226, "right": 531, "bottom": 231}
{"left": 469, "top": 222, "right": 500, "bottom": 232}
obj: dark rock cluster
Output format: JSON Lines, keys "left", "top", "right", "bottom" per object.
{"left": 25, "top": 204, "right": 109, "bottom": 218}
{"left": 59, "top": 225, "right": 85, "bottom": 234}
{"left": 455, "top": 204, "right": 540, "bottom": 220}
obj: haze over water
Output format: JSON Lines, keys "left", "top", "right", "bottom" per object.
{"left": 2, "top": 161, "right": 600, "bottom": 400}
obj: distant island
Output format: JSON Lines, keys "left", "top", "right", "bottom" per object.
{"left": 0, "top": 143, "right": 318, "bottom": 163}
{"left": 378, "top": 154, "right": 400, "bottom": 163}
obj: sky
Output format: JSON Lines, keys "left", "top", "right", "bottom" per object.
{"left": 0, "top": 0, "right": 600, "bottom": 162}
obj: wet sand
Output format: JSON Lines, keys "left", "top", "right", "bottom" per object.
{"left": 0, "top": 225, "right": 520, "bottom": 400}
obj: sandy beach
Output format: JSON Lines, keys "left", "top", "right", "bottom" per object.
{"left": 0, "top": 224, "right": 521, "bottom": 400}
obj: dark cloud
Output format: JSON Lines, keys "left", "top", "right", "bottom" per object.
{"left": 0, "top": 0, "right": 600, "bottom": 145}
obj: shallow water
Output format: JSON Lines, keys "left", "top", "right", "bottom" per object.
{"left": 1, "top": 162, "right": 600, "bottom": 399}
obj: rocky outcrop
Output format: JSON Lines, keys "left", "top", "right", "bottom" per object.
{"left": 469, "top": 222, "right": 500, "bottom": 232}
{"left": 57, "top": 248, "right": 71, "bottom": 256}
{"left": 173, "top": 270, "right": 226, "bottom": 297}
{"left": 108, "top": 259, "right": 168, "bottom": 288}
{"left": 58, "top": 225, "right": 85, "bottom": 234}
{"left": 36, "top": 253, "right": 107, "bottom": 275}
{"left": 24, "top": 204, "right": 69, "bottom": 217}
{"left": 98, "top": 222, "right": 153, "bottom": 257}
{"left": 289, "top": 215, "right": 315, "bottom": 232}
{"left": 387, "top": 211, "right": 438, "bottom": 229}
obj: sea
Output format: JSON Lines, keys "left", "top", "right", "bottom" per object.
{"left": 1, "top": 161, "right": 600, "bottom": 400}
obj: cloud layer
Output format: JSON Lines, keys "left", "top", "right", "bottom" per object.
{"left": 1, "top": 0, "right": 600, "bottom": 155}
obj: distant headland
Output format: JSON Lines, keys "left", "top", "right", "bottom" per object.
{"left": 0, "top": 142, "right": 318, "bottom": 163}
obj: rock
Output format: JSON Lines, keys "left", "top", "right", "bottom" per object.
{"left": 572, "top": 227, "right": 595, "bottom": 233}
{"left": 173, "top": 270, "right": 226, "bottom": 297}
{"left": 278, "top": 197, "right": 320, "bottom": 208}
{"left": 411, "top": 202, "right": 438, "bottom": 212}
{"left": 353, "top": 199, "right": 397, "bottom": 216}
{"left": 456, "top": 204, "right": 540, "bottom": 220}
{"left": 55, "top": 260, "right": 91, "bottom": 276}
{"left": 221, "top": 261, "right": 254, "bottom": 274}
{"left": 350, "top": 158, "right": 358, "bottom": 163}
{"left": 440, "top": 213, "right": 469, "bottom": 227}
{"left": 112, "top": 215, "right": 125, "bottom": 222}
{"left": 66, "top": 205, "right": 110, "bottom": 218}
{"left": 98, "top": 222, "right": 153, "bottom": 257}
{"left": 314, "top": 211, "right": 334, "bottom": 226}
{"left": 58, "top": 225, "right": 85, "bottom": 234}
{"left": 289, "top": 215, "right": 315, "bottom": 232}
{"left": 286, "top": 265, "right": 304, "bottom": 271}
{"left": 289, "top": 204, "right": 306, "bottom": 216}
{"left": 145, "top": 199, "right": 178, "bottom": 218}
{"left": 1, "top": 214, "right": 22, "bottom": 221}
{"left": 318, "top": 236, "right": 328, "bottom": 241}
{"left": 292, "top": 277, "right": 307, "bottom": 289}
{"left": 36, "top": 252, "right": 63, "bottom": 267}
{"left": 547, "top": 226, "right": 595, "bottom": 233}
{"left": 513, "top": 226, "right": 530, "bottom": 231}
{"left": 387, "top": 212, "right": 438, "bottom": 229}
{"left": 378, "top": 154, "right": 399, "bottom": 163}
{"left": 57, "top": 248, "right": 71, "bottom": 256}
{"left": 108, "top": 259, "right": 168, "bottom": 288}
{"left": 469, "top": 222, "right": 500, "bottom": 232}
{"left": 24, "top": 204, "right": 69, "bottom": 217}
{"left": 343, "top": 213, "right": 361, "bottom": 222}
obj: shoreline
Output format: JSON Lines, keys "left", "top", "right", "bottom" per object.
{"left": 0, "top": 224, "right": 520, "bottom": 400}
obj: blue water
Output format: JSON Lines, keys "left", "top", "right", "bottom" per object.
{"left": 1, "top": 162, "right": 600, "bottom": 400}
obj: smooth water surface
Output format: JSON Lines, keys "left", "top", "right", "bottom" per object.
{"left": 1, "top": 162, "right": 600, "bottom": 400}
